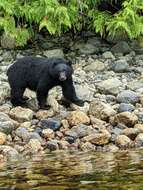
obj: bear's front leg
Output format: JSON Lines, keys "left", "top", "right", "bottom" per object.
{"left": 61, "top": 79, "right": 84, "bottom": 107}
{"left": 36, "top": 84, "right": 50, "bottom": 110}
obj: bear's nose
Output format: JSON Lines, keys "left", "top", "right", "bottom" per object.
{"left": 59, "top": 72, "right": 67, "bottom": 81}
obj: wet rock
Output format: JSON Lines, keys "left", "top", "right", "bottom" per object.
{"left": 64, "top": 136, "right": 76, "bottom": 144}
{"left": 117, "top": 90, "right": 139, "bottom": 104}
{"left": 39, "top": 118, "right": 61, "bottom": 131}
{"left": 106, "top": 144, "right": 119, "bottom": 152}
{"left": 27, "top": 139, "right": 42, "bottom": 153}
{"left": 43, "top": 49, "right": 64, "bottom": 58}
{"left": 111, "top": 112, "right": 138, "bottom": 127}
{"left": 115, "top": 135, "right": 131, "bottom": 148}
{"left": 82, "top": 130, "right": 111, "bottom": 145}
{"left": 42, "top": 128, "right": 55, "bottom": 139}
{"left": 67, "top": 111, "right": 90, "bottom": 127}
{"left": 122, "top": 128, "right": 140, "bottom": 140}
{"left": 112, "top": 59, "right": 129, "bottom": 72}
{"left": 111, "top": 41, "right": 131, "bottom": 54}
{"left": 97, "top": 78, "right": 123, "bottom": 95}
{"left": 65, "top": 124, "right": 95, "bottom": 139}
{"left": 0, "top": 145, "right": 19, "bottom": 161}
{"left": 46, "top": 140, "right": 59, "bottom": 151}
{"left": 80, "top": 142, "right": 96, "bottom": 151}
{"left": 89, "top": 100, "right": 116, "bottom": 120}
{"left": 102, "top": 51, "right": 115, "bottom": 59}
{"left": 84, "top": 60, "right": 105, "bottom": 72}
{"left": 35, "top": 109, "right": 55, "bottom": 120}
{"left": 0, "top": 132, "right": 7, "bottom": 145}
{"left": 9, "top": 107, "right": 34, "bottom": 122}
{"left": 118, "top": 103, "right": 135, "bottom": 113}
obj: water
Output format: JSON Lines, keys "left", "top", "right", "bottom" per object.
{"left": 0, "top": 150, "right": 143, "bottom": 190}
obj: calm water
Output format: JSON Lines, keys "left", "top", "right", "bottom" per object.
{"left": 0, "top": 150, "right": 143, "bottom": 190}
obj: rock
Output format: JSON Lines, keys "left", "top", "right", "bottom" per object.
{"left": 0, "top": 112, "right": 16, "bottom": 134}
{"left": 61, "top": 119, "right": 69, "bottom": 129}
{"left": 117, "top": 90, "right": 139, "bottom": 104}
{"left": 112, "top": 127, "right": 122, "bottom": 136}
{"left": 90, "top": 116, "right": 107, "bottom": 130}
{"left": 97, "top": 78, "right": 123, "bottom": 95}
{"left": 65, "top": 124, "right": 96, "bottom": 139}
{"left": 112, "top": 112, "right": 138, "bottom": 127}
{"left": 46, "top": 140, "right": 59, "bottom": 151}
{"left": 43, "top": 49, "right": 64, "bottom": 58}
{"left": 135, "top": 133, "right": 143, "bottom": 146}
{"left": 20, "top": 121, "right": 31, "bottom": 129}
{"left": 27, "top": 139, "right": 42, "bottom": 153}
{"left": 39, "top": 118, "right": 61, "bottom": 131}
{"left": 80, "top": 142, "right": 95, "bottom": 151}
{"left": 122, "top": 128, "right": 139, "bottom": 140}
{"left": 64, "top": 131, "right": 78, "bottom": 141}
{"left": 78, "top": 43, "right": 99, "bottom": 55}
{"left": 102, "top": 51, "right": 115, "bottom": 59}
{"left": 67, "top": 111, "right": 90, "bottom": 127}
{"left": 115, "top": 135, "right": 131, "bottom": 148}
{"left": 134, "top": 124, "right": 143, "bottom": 133}
{"left": 75, "top": 84, "right": 94, "bottom": 102}
{"left": 106, "top": 144, "right": 119, "bottom": 152}
{"left": 0, "top": 84, "right": 10, "bottom": 104}
{"left": 89, "top": 100, "right": 116, "bottom": 120}
{"left": 15, "top": 127, "right": 30, "bottom": 141}
{"left": 35, "top": 109, "right": 55, "bottom": 120}
{"left": 112, "top": 59, "right": 129, "bottom": 72}
{"left": 1, "top": 33, "right": 16, "bottom": 49}
{"left": 9, "top": 107, "right": 34, "bottom": 122}
{"left": 82, "top": 130, "right": 111, "bottom": 145}
{"left": 0, "top": 145, "right": 19, "bottom": 161}
{"left": 0, "top": 132, "right": 7, "bottom": 145}
{"left": 42, "top": 129, "right": 55, "bottom": 139}
{"left": 84, "top": 60, "right": 105, "bottom": 72}
{"left": 127, "top": 80, "right": 143, "bottom": 91}
{"left": 118, "top": 103, "right": 135, "bottom": 113}
{"left": 111, "top": 41, "right": 131, "bottom": 54}
{"left": 0, "top": 104, "right": 11, "bottom": 114}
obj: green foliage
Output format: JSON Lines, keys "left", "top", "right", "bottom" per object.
{"left": 0, "top": 0, "right": 142, "bottom": 47}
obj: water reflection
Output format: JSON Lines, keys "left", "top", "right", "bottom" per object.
{"left": 0, "top": 150, "right": 143, "bottom": 189}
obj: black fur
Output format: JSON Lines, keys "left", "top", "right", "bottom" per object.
{"left": 7, "top": 56, "right": 84, "bottom": 109}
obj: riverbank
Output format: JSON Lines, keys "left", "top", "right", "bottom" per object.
{"left": 0, "top": 34, "right": 143, "bottom": 161}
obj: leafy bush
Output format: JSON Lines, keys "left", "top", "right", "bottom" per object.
{"left": 0, "top": 0, "right": 142, "bottom": 47}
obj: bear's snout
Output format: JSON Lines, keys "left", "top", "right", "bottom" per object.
{"left": 59, "top": 71, "right": 67, "bottom": 81}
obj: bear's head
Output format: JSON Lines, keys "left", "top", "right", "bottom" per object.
{"left": 50, "top": 58, "right": 73, "bottom": 81}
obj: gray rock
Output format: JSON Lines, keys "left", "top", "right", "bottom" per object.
{"left": 111, "top": 41, "right": 132, "bottom": 54}
{"left": 78, "top": 43, "right": 99, "bottom": 55}
{"left": 65, "top": 124, "right": 96, "bottom": 139}
{"left": 84, "top": 60, "right": 105, "bottom": 72}
{"left": 43, "top": 49, "right": 64, "bottom": 58}
{"left": 15, "top": 127, "right": 30, "bottom": 141}
{"left": 102, "top": 51, "right": 115, "bottom": 59}
{"left": 118, "top": 103, "right": 135, "bottom": 113}
{"left": 39, "top": 118, "right": 61, "bottom": 131}
{"left": 46, "top": 140, "right": 59, "bottom": 151}
{"left": 117, "top": 90, "right": 139, "bottom": 104}
{"left": 97, "top": 78, "right": 123, "bottom": 95}
{"left": 112, "top": 59, "right": 129, "bottom": 72}
{"left": 127, "top": 80, "right": 143, "bottom": 91}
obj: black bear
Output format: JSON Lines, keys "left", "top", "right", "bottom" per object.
{"left": 7, "top": 56, "right": 84, "bottom": 109}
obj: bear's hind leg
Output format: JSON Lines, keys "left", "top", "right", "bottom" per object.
{"left": 10, "top": 88, "right": 26, "bottom": 106}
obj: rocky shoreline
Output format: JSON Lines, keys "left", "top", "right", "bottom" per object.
{"left": 0, "top": 35, "right": 143, "bottom": 161}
